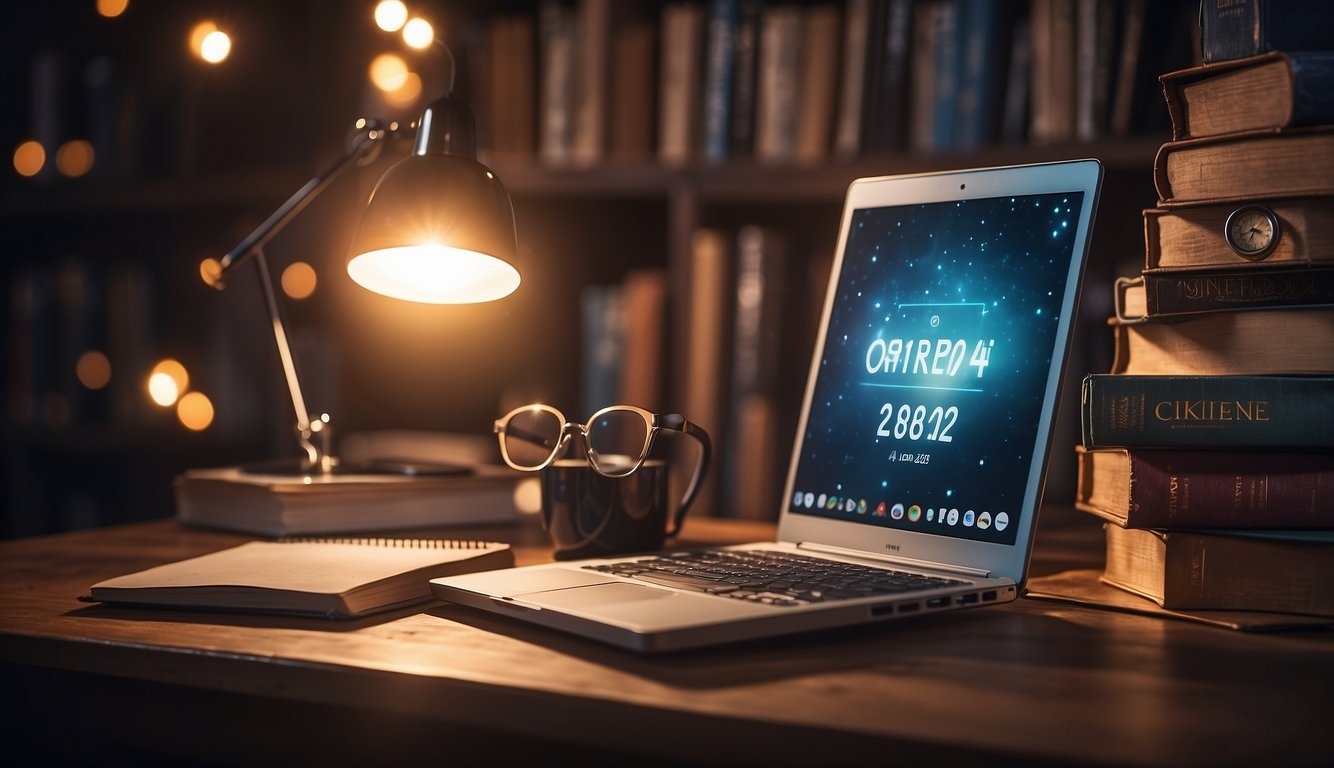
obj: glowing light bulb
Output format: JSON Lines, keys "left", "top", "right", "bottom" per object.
{"left": 374, "top": 1, "right": 408, "bottom": 32}
{"left": 97, "top": 0, "right": 129, "bottom": 18}
{"left": 189, "top": 20, "right": 217, "bottom": 56}
{"left": 402, "top": 18, "right": 433, "bottom": 49}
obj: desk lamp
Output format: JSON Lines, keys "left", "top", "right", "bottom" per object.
{"left": 211, "top": 64, "right": 518, "bottom": 475}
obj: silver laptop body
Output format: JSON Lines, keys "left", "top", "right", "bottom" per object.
{"left": 433, "top": 160, "right": 1103, "bottom": 652}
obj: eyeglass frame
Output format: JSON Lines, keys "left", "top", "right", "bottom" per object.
{"left": 493, "top": 403, "right": 712, "bottom": 527}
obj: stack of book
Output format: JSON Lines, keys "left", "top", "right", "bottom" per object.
{"left": 1075, "top": 2, "right": 1334, "bottom": 620}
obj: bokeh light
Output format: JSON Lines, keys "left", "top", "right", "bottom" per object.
{"left": 56, "top": 139, "right": 95, "bottom": 177}
{"left": 383, "top": 71, "right": 422, "bottom": 107}
{"left": 199, "top": 257, "right": 223, "bottom": 287}
{"left": 76, "top": 351, "right": 112, "bottom": 390}
{"left": 189, "top": 20, "right": 218, "bottom": 56}
{"left": 13, "top": 140, "right": 45, "bottom": 177}
{"left": 177, "top": 391, "right": 215, "bottom": 431}
{"left": 200, "top": 30, "right": 231, "bottom": 63}
{"left": 147, "top": 359, "right": 189, "bottom": 407}
{"left": 368, "top": 52, "right": 409, "bottom": 92}
{"left": 374, "top": 1, "right": 408, "bottom": 32}
{"left": 281, "top": 261, "right": 318, "bottom": 300}
{"left": 97, "top": 0, "right": 130, "bottom": 18}
{"left": 402, "top": 18, "right": 433, "bottom": 49}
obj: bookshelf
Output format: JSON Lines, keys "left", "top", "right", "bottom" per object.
{"left": 2, "top": 0, "right": 1192, "bottom": 535}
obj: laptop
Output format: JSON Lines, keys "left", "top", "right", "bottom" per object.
{"left": 432, "top": 160, "right": 1103, "bottom": 652}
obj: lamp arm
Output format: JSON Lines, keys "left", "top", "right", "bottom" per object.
{"left": 215, "top": 124, "right": 391, "bottom": 287}
{"left": 212, "top": 121, "right": 395, "bottom": 473}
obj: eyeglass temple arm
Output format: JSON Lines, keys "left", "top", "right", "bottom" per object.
{"left": 660, "top": 414, "right": 711, "bottom": 536}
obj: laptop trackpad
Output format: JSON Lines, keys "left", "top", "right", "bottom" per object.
{"left": 521, "top": 582, "right": 674, "bottom": 610}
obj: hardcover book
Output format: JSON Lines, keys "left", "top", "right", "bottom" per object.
{"left": 1153, "top": 126, "right": 1334, "bottom": 205}
{"left": 1143, "top": 198, "right": 1334, "bottom": 270}
{"left": 175, "top": 467, "right": 521, "bottom": 537}
{"left": 1074, "top": 446, "right": 1334, "bottom": 529}
{"left": 1102, "top": 526, "right": 1334, "bottom": 617}
{"left": 1161, "top": 51, "right": 1334, "bottom": 140}
{"left": 1113, "top": 267, "right": 1334, "bottom": 322}
{"left": 1200, "top": 0, "right": 1334, "bottom": 64}
{"left": 87, "top": 538, "right": 514, "bottom": 619}
{"left": 1109, "top": 308, "right": 1334, "bottom": 375}
{"left": 1080, "top": 374, "right": 1334, "bottom": 450}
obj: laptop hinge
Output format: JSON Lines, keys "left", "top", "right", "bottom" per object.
{"left": 796, "top": 542, "right": 992, "bottom": 578}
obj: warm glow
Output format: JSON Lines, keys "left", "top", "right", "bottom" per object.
{"left": 402, "top": 18, "right": 433, "bottom": 49}
{"left": 383, "top": 71, "right": 422, "bottom": 107}
{"left": 374, "top": 0, "right": 408, "bottom": 32}
{"left": 368, "top": 52, "right": 409, "bottom": 91}
{"left": 97, "top": 0, "right": 129, "bottom": 18}
{"left": 189, "top": 20, "right": 218, "bottom": 56}
{"left": 177, "top": 391, "right": 215, "bottom": 431}
{"left": 76, "top": 350, "right": 112, "bottom": 390}
{"left": 13, "top": 140, "right": 44, "bottom": 177}
{"left": 148, "top": 359, "right": 189, "bottom": 406}
{"left": 348, "top": 245, "right": 520, "bottom": 304}
{"left": 55, "top": 139, "right": 95, "bottom": 177}
{"left": 200, "top": 30, "right": 232, "bottom": 63}
{"left": 281, "top": 261, "right": 318, "bottom": 299}
{"left": 199, "top": 257, "right": 223, "bottom": 286}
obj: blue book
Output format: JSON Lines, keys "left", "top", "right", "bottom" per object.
{"left": 1202, "top": 0, "right": 1334, "bottom": 63}
{"left": 954, "top": 0, "right": 1007, "bottom": 150}
{"left": 928, "top": 0, "right": 961, "bottom": 151}
{"left": 702, "top": 0, "right": 738, "bottom": 164}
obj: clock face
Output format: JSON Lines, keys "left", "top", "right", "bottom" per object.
{"left": 1224, "top": 205, "right": 1280, "bottom": 260}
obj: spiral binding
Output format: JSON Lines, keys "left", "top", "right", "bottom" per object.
{"left": 279, "top": 537, "right": 501, "bottom": 549}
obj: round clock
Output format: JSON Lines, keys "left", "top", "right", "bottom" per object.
{"left": 1224, "top": 204, "right": 1281, "bottom": 261}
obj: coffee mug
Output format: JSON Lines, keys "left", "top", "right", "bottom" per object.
{"left": 540, "top": 458, "right": 689, "bottom": 560}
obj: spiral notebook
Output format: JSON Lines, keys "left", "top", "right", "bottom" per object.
{"left": 85, "top": 537, "right": 514, "bottom": 619}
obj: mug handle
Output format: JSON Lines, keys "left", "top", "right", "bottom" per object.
{"left": 658, "top": 414, "right": 711, "bottom": 538}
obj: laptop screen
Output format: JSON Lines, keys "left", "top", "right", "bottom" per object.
{"left": 788, "top": 191, "right": 1085, "bottom": 546}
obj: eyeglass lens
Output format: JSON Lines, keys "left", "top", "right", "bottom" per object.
{"left": 501, "top": 408, "right": 564, "bottom": 469}
{"left": 586, "top": 409, "right": 652, "bottom": 476}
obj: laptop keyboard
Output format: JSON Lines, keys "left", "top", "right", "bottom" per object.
{"left": 582, "top": 549, "right": 968, "bottom": 607}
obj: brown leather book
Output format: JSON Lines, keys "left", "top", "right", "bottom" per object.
{"left": 1160, "top": 51, "right": 1334, "bottom": 141}
{"left": 1102, "top": 525, "right": 1334, "bottom": 617}
{"left": 1109, "top": 308, "right": 1334, "bottom": 375}
{"left": 1143, "top": 198, "right": 1334, "bottom": 270}
{"left": 1153, "top": 126, "right": 1334, "bottom": 205}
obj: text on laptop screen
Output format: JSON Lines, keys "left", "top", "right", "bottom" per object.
{"left": 790, "top": 191, "right": 1085, "bottom": 546}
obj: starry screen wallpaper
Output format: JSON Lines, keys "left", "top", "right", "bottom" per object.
{"left": 789, "top": 191, "right": 1085, "bottom": 545}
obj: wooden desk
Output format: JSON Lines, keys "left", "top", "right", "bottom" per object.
{"left": 2, "top": 508, "right": 1331, "bottom": 766}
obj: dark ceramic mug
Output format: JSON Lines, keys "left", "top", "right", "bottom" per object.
{"left": 540, "top": 458, "right": 690, "bottom": 560}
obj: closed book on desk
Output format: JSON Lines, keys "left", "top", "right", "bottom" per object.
{"left": 1102, "top": 526, "right": 1334, "bottom": 617}
{"left": 1113, "top": 267, "right": 1334, "bottom": 322}
{"left": 1143, "top": 199, "right": 1334, "bottom": 271}
{"left": 1153, "top": 127, "right": 1334, "bottom": 205}
{"left": 1161, "top": 51, "right": 1334, "bottom": 140}
{"left": 175, "top": 466, "right": 521, "bottom": 537}
{"left": 1109, "top": 308, "right": 1334, "bottom": 375}
{"left": 87, "top": 538, "right": 513, "bottom": 619}
{"left": 1074, "top": 446, "right": 1334, "bottom": 530}
{"left": 1081, "top": 374, "right": 1334, "bottom": 450}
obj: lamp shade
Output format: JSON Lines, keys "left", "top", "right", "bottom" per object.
{"left": 347, "top": 94, "right": 520, "bottom": 304}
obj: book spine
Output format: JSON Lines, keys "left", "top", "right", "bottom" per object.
{"left": 863, "top": 0, "right": 914, "bottom": 152}
{"left": 572, "top": 0, "right": 610, "bottom": 165}
{"left": 580, "top": 284, "right": 625, "bottom": 416}
{"left": 794, "top": 4, "right": 839, "bottom": 164}
{"left": 954, "top": 0, "right": 1003, "bottom": 150}
{"left": 539, "top": 0, "right": 576, "bottom": 165}
{"left": 1122, "top": 450, "right": 1334, "bottom": 528}
{"left": 928, "top": 0, "right": 960, "bottom": 152}
{"left": 702, "top": 0, "right": 738, "bottom": 164}
{"left": 1081, "top": 374, "right": 1334, "bottom": 450}
{"left": 755, "top": 5, "right": 802, "bottom": 163}
{"left": 832, "top": 0, "right": 870, "bottom": 158}
{"left": 728, "top": 0, "right": 762, "bottom": 156}
{"left": 1201, "top": 0, "right": 1334, "bottom": 64}
{"left": 659, "top": 3, "right": 705, "bottom": 165}
{"left": 1158, "top": 531, "right": 1334, "bottom": 615}
{"left": 1141, "top": 267, "right": 1334, "bottom": 318}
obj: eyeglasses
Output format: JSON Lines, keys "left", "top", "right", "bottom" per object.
{"left": 494, "top": 403, "right": 711, "bottom": 480}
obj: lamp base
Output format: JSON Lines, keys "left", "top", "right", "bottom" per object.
{"left": 238, "top": 457, "right": 472, "bottom": 477}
